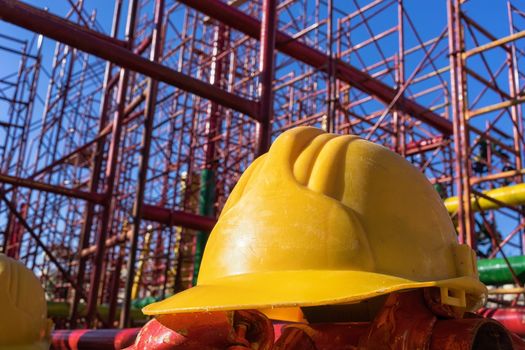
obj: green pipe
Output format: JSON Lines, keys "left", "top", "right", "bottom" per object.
{"left": 444, "top": 183, "right": 525, "bottom": 214}
{"left": 193, "top": 169, "right": 215, "bottom": 285}
{"left": 478, "top": 255, "right": 525, "bottom": 285}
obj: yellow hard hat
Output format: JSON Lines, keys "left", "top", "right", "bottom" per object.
{"left": 0, "top": 254, "right": 50, "bottom": 350}
{"left": 144, "top": 127, "right": 486, "bottom": 317}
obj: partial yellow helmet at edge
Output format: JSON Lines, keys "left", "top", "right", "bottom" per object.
{"left": 0, "top": 254, "right": 49, "bottom": 350}
{"left": 144, "top": 127, "right": 487, "bottom": 317}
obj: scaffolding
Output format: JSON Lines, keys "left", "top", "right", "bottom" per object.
{"left": 0, "top": 0, "right": 524, "bottom": 328}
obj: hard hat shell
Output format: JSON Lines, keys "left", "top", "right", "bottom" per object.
{"left": 0, "top": 254, "right": 49, "bottom": 350}
{"left": 144, "top": 127, "right": 487, "bottom": 316}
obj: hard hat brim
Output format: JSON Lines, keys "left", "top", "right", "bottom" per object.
{"left": 142, "top": 270, "right": 487, "bottom": 315}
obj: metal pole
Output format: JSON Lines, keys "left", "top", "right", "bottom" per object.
{"left": 507, "top": 1, "right": 523, "bottom": 173}
{"left": 447, "top": 0, "right": 474, "bottom": 246}
{"left": 255, "top": 0, "right": 277, "bottom": 156}
{"left": 507, "top": 0, "right": 525, "bottom": 255}
{"left": 325, "top": 0, "right": 335, "bottom": 133}
{"left": 455, "top": 0, "right": 474, "bottom": 247}
{"left": 393, "top": 0, "right": 405, "bottom": 154}
{"left": 447, "top": 0, "right": 466, "bottom": 243}
{"left": 120, "top": 0, "right": 164, "bottom": 328}
{"left": 192, "top": 24, "right": 226, "bottom": 285}
{"left": 86, "top": 0, "right": 138, "bottom": 326}
{"left": 71, "top": 0, "right": 123, "bottom": 326}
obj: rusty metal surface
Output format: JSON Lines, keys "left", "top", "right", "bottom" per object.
{"left": 51, "top": 328, "right": 139, "bottom": 350}
{"left": 479, "top": 307, "right": 525, "bottom": 338}
{"left": 54, "top": 290, "right": 524, "bottom": 349}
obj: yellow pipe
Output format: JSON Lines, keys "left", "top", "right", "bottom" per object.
{"left": 444, "top": 183, "right": 525, "bottom": 214}
{"left": 488, "top": 287, "right": 525, "bottom": 295}
{"left": 463, "top": 29, "right": 525, "bottom": 58}
{"left": 132, "top": 227, "right": 153, "bottom": 300}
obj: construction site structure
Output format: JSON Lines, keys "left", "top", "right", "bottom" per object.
{"left": 0, "top": 0, "right": 524, "bottom": 331}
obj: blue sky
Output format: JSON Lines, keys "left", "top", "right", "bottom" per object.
{"left": 0, "top": 0, "right": 522, "bottom": 257}
{"left": 0, "top": 0, "right": 512, "bottom": 124}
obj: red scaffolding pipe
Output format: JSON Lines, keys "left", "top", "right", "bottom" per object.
{"left": 479, "top": 308, "right": 525, "bottom": 337}
{"left": 142, "top": 204, "right": 216, "bottom": 232}
{"left": 177, "top": 0, "right": 453, "bottom": 135}
{"left": 51, "top": 328, "right": 139, "bottom": 350}
{"left": 0, "top": 0, "right": 259, "bottom": 119}
{"left": 0, "top": 173, "right": 104, "bottom": 203}
{"left": 255, "top": 0, "right": 277, "bottom": 155}
{"left": 120, "top": 0, "right": 165, "bottom": 327}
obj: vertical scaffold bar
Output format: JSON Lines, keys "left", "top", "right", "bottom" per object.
{"left": 120, "top": 0, "right": 164, "bottom": 328}
{"left": 255, "top": 0, "right": 277, "bottom": 156}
